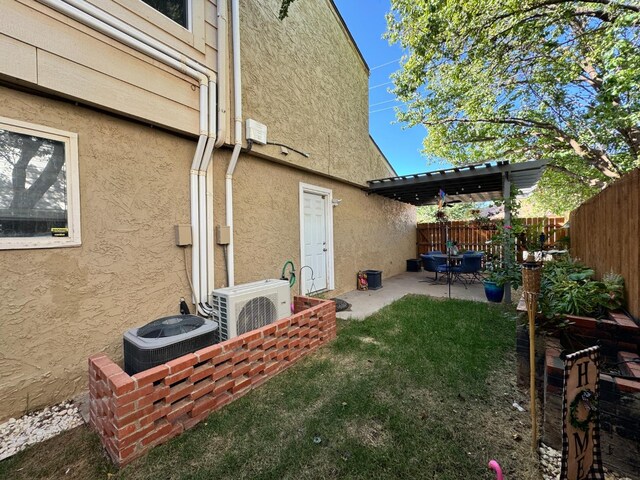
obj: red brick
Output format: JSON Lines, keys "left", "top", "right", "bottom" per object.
{"left": 248, "top": 363, "right": 265, "bottom": 377}
{"left": 264, "top": 362, "right": 280, "bottom": 376}
{"left": 222, "top": 337, "right": 244, "bottom": 351}
{"left": 232, "top": 350, "right": 250, "bottom": 364}
{"left": 213, "top": 378, "right": 235, "bottom": 396}
{"left": 136, "top": 385, "right": 170, "bottom": 409}
{"left": 212, "top": 350, "right": 234, "bottom": 365}
{"left": 139, "top": 405, "right": 171, "bottom": 427}
{"left": 195, "top": 344, "right": 223, "bottom": 362}
{"left": 212, "top": 364, "right": 233, "bottom": 381}
{"left": 166, "top": 382, "right": 194, "bottom": 404}
{"left": 115, "top": 422, "right": 137, "bottom": 439}
{"left": 140, "top": 421, "right": 172, "bottom": 447}
{"left": 191, "top": 395, "right": 217, "bottom": 417}
{"left": 277, "top": 321, "right": 291, "bottom": 332}
{"left": 166, "top": 399, "right": 194, "bottom": 423}
{"left": 262, "top": 338, "right": 277, "bottom": 350}
{"left": 248, "top": 350, "right": 264, "bottom": 363}
{"left": 241, "top": 330, "right": 262, "bottom": 344}
{"left": 117, "top": 405, "right": 154, "bottom": 426}
{"left": 231, "top": 362, "right": 250, "bottom": 378}
{"left": 247, "top": 338, "right": 264, "bottom": 350}
{"left": 618, "top": 351, "right": 640, "bottom": 378}
{"left": 615, "top": 377, "right": 640, "bottom": 393}
{"left": 566, "top": 315, "right": 597, "bottom": 329}
{"left": 191, "top": 364, "right": 215, "bottom": 383}
{"left": 276, "top": 351, "right": 289, "bottom": 362}
{"left": 133, "top": 365, "right": 170, "bottom": 386}
{"left": 118, "top": 444, "right": 137, "bottom": 462}
{"left": 250, "top": 375, "right": 268, "bottom": 388}
{"left": 108, "top": 373, "right": 135, "bottom": 396}
{"left": 190, "top": 380, "right": 216, "bottom": 401}
{"left": 276, "top": 338, "right": 289, "bottom": 350}
{"left": 89, "top": 354, "right": 112, "bottom": 369}
{"left": 99, "top": 363, "right": 124, "bottom": 380}
{"left": 166, "top": 354, "right": 198, "bottom": 374}
{"left": 289, "top": 338, "right": 301, "bottom": 349}
{"left": 118, "top": 422, "right": 155, "bottom": 448}
{"left": 112, "top": 401, "right": 136, "bottom": 419}
{"left": 164, "top": 366, "right": 194, "bottom": 386}
{"left": 214, "top": 392, "right": 233, "bottom": 409}
{"left": 264, "top": 350, "right": 278, "bottom": 362}
{"left": 115, "top": 383, "right": 153, "bottom": 406}
{"left": 261, "top": 324, "right": 277, "bottom": 337}
{"left": 181, "top": 410, "right": 208, "bottom": 430}
{"left": 308, "top": 318, "right": 319, "bottom": 328}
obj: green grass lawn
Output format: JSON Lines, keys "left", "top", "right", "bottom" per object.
{"left": 0, "top": 295, "right": 539, "bottom": 480}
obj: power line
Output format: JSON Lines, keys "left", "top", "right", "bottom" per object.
{"left": 369, "top": 99, "right": 398, "bottom": 108}
{"left": 370, "top": 57, "right": 402, "bottom": 71}
{"left": 369, "top": 81, "right": 393, "bottom": 90}
{"left": 370, "top": 105, "right": 404, "bottom": 114}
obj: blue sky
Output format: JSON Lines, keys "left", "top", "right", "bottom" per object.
{"left": 333, "top": 0, "right": 451, "bottom": 176}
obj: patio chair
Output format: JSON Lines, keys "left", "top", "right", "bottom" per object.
{"left": 420, "top": 254, "right": 448, "bottom": 281}
{"left": 451, "top": 254, "right": 484, "bottom": 286}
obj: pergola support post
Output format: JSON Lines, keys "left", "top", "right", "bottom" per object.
{"left": 503, "top": 173, "right": 512, "bottom": 304}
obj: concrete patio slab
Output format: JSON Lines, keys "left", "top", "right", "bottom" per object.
{"left": 336, "top": 271, "right": 487, "bottom": 320}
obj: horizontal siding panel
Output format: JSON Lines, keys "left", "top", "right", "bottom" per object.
{"left": 38, "top": 51, "right": 199, "bottom": 134}
{"left": 0, "top": 33, "right": 37, "bottom": 84}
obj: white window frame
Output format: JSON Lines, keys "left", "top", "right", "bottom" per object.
{"left": 0, "top": 117, "right": 81, "bottom": 250}
{"left": 138, "top": 0, "right": 193, "bottom": 31}
{"left": 299, "top": 182, "right": 335, "bottom": 294}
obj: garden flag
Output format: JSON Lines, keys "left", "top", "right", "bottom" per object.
{"left": 560, "top": 346, "right": 604, "bottom": 480}
{"left": 437, "top": 188, "right": 446, "bottom": 209}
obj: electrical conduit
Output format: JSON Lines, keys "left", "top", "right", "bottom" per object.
{"left": 226, "top": 0, "right": 243, "bottom": 287}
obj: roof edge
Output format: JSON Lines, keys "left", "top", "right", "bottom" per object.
{"left": 369, "top": 135, "right": 397, "bottom": 177}
{"left": 326, "top": 0, "right": 370, "bottom": 73}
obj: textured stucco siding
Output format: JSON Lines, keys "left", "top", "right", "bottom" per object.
{"left": 239, "top": 0, "right": 393, "bottom": 185}
{"left": 0, "top": 87, "right": 194, "bottom": 419}
{"left": 211, "top": 151, "right": 415, "bottom": 294}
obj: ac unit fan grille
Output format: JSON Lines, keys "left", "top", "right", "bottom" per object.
{"left": 237, "top": 294, "right": 277, "bottom": 336}
{"left": 137, "top": 315, "right": 205, "bottom": 338}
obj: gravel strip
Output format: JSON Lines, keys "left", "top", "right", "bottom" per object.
{"left": 0, "top": 401, "right": 84, "bottom": 461}
{"left": 539, "top": 443, "right": 633, "bottom": 480}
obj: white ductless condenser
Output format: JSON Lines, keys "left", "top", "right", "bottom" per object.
{"left": 210, "top": 279, "right": 290, "bottom": 341}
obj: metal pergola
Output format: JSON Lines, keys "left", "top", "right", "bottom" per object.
{"left": 367, "top": 160, "right": 548, "bottom": 302}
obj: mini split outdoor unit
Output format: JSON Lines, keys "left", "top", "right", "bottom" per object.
{"left": 210, "top": 279, "right": 291, "bottom": 342}
{"left": 123, "top": 315, "right": 218, "bottom": 375}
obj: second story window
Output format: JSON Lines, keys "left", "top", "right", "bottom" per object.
{"left": 141, "top": 0, "right": 190, "bottom": 29}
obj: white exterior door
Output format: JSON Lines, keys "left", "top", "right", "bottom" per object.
{"left": 300, "top": 183, "right": 334, "bottom": 294}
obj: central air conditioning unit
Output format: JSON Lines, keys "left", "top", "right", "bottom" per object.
{"left": 210, "top": 279, "right": 291, "bottom": 341}
{"left": 123, "top": 315, "right": 218, "bottom": 375}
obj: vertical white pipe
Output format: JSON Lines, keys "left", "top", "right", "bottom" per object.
{"left": 226, "top": 0, "right": 243, "bottom": 287}
{"left": 215, "top": 0, "right": 229, "bottom": 148}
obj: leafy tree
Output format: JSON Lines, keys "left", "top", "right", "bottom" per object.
{"left": 387, "top": 0, "right": 640, "bottom": 212}
{"left": 417, "top": 202, "right": 477, "bottom": 223}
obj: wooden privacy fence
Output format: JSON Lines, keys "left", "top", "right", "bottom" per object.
{"left": 571, "top": 168, "right": 639, "bottom": 320}
{"left": 416, "top": 217, "right": 567, "bottom": 259}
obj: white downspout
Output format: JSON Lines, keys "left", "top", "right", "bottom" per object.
{"left": 226, "top": 0, "right": 243, "bottom": 287}
{"left": 206, "top": 0, "right": 229, "bottom": 296}
{"left": 37, "top": 0, "right": 216, "bottom": 312}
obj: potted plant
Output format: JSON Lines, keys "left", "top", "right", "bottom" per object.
{"left": 482, "top": 261, "right": 522, "bottom": 303}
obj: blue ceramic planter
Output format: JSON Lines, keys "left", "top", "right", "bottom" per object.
{"left": 483, "top": 281, "right": 504, "bottom": 303}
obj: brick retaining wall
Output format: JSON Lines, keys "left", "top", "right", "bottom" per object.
{"left": 88, "top": 296, "right": 336, "bottom": 466}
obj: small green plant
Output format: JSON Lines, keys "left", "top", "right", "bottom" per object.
{"left": 483, "top": 261, "right": 522, "bottom": 289}
{"left": 539, "top": 258, "right": 625, "bottom": 320}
